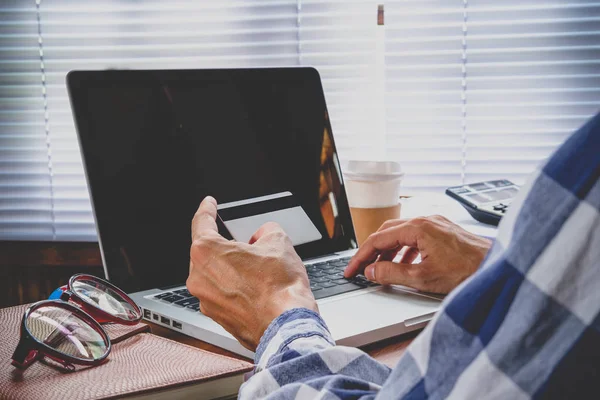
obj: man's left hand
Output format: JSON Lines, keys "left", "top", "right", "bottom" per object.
{"left": 186, "top": 196, "right": 318, "bottom": 351}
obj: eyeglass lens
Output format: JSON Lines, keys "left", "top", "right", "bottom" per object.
{"left": 71, "top": 277, "right": 140, "bottom": 321}
{"left": 25, "top": 306, "right": 108, "bottom": 361}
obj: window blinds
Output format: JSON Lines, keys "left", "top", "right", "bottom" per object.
{"left": 385, "top": 0, "right": 600, "bottom": 192}
{"left": 1, "top": 0, "right": 598, "bottom": 241}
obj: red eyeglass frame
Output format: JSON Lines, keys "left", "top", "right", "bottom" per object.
{"left": 57, "top": 273, "right": 142, "bottom": 325}
{"left": 11, "top": 274, "right": 142, "bottom": 371}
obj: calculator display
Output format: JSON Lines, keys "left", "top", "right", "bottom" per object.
{"left": 464, "top": 188, "right": 518, "bottom": 204}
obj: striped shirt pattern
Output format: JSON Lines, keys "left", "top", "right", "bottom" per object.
{"left": 240, "top": 113, "right": 600, "bottom": 399}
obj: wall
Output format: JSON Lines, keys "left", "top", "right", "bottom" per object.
{"left": 0, "top": 242, "right": 103, "bottom": 307}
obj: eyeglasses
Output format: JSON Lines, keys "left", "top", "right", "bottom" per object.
{"left": 11, "top": 274, "right": 142, "bottom": 371}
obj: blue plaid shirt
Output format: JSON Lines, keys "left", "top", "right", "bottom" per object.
{"left": 240, "top": 113, "right": 600, "bottom": 399}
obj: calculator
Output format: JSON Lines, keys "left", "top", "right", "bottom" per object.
{"left": 445, "top": 180, "right": 519, "bottom": 226}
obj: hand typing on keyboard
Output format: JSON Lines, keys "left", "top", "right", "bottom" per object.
{"left": 344, "top": 215, "right": 492, "bottom": 294}
{"left": 305, "top": 258, "right": 378, "bottom": 300}
{"left": 186, "top": 196, "right": 318, "bottom": 351}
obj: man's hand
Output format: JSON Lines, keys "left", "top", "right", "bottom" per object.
{"left": 344, "top": 215, "right": 492, "bottom": 294}
{"left": 187, "top": 196, "right": 317, "bottom": 351}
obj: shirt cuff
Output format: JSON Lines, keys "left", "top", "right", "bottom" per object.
{"left": 254, "top": 307, "right": 335, "bottom": 369}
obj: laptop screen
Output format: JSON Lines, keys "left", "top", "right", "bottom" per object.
{"left": 68, "top": 68, "right": 357, "bottom": 293}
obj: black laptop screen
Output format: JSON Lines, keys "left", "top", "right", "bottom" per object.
{"left": 68, "top": 68, "right": 357, "bottom": 293}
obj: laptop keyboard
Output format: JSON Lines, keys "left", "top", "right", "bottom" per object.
{"left": 152, "top": 257, "right": 377, "bottom": 308}
{"left": 154, "top": 288, "right": 200, "bottom": 311}
{"left": 306, "top": 257, "right": 378, "bottom": 299}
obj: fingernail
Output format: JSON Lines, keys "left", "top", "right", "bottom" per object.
{"left": 365, "top": 265, "right": 375, "bottom": 281}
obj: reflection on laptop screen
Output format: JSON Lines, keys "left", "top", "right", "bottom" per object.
{"left": 69, "top": 68, "right": 357, "bottom": 293}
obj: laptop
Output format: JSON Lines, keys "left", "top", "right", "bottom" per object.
{"left": 67, "top": 68, "right": 441, "bottom": 358}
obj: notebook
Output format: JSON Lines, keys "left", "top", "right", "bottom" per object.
{"left": 0, "top": 304, "right": 253, "bottom": 400}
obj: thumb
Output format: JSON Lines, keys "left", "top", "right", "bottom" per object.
{"left": 249, "top": 222, "right": 286, "bottom": 245}
{"left": 364, "top": 261, "right": 418, "bottom": 287}
{"left": 192, "top": 196, "right": 219, "bottom": 241}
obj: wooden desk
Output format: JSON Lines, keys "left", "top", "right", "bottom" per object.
{"left": 148, "top": 322, "right": 420, "bottom": 368}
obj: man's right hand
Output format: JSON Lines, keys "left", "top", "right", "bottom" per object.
{"left": 187, "top": 196, "right": 317, "bottom": 351}
{"left": 344, "top": 215, "right": 492, "bottom": 294}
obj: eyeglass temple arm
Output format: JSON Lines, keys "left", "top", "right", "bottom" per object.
{"left": 11, "top": 339, "right": 38, "bottom": 369}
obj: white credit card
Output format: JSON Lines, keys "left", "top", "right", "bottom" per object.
{"left": 217, "top": 191, "right": 322, "bottom": 246}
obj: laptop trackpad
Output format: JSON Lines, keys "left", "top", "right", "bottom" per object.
{"left": 318, "top": 287, "right": 441, "bottom": 340}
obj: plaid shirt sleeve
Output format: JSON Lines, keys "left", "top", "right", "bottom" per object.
{"left": 239, "top": 113, "right": 600, "bottom": 400}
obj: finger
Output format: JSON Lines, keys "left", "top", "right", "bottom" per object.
{"left": 192, "top": 196, "right": 219, "bottom": 241}
{"left": 199, "top": 302, "right": 210, "bottom": 316}
{"left": 377, "top": 246, "right": 402, "bottom": 263}
{"left": 344, "top": 253, "right": 379, "bottom": 278}
{"left": 399, "top": 247, "right": 420, "bottom": 264}
{"left": 364, "top": 261, "right": 419, "bottom": 287}
{"left": 249, "top": 222, "right": 286, "bottom": 244}
{"left": 376, "top": 218, "right": 409, "bottom": 232}
{"left": 345, "top": 222, "right": 420, "bottom": 278}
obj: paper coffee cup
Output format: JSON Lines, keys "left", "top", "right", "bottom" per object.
{"left": 343, "top": 161, "right": 404, "bottom": 245}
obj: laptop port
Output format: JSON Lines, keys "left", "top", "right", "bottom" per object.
{"left": 160, "top": 316, "right": 170, "bottom": 325}
{"left": 152, "top": 313, "right": 159, "bottom": 321}
{"left": 143, "top": 309, "right": 151, "bottom": 319}
{"left": 172, "top": 320, "right": 182, "bottom": 330}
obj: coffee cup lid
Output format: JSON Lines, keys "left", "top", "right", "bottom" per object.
{"left": 343, "top": 160, "right": 404, "bottom": 181}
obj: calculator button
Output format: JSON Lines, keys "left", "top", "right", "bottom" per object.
{"left": 468, "top": 182, "right": 490, "bottom": 191}
{"left": 493, "top": 180, "right": 513, "bottom": 187}
{"left": 452, "top": 187, "right": 470, "bottom": 194}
